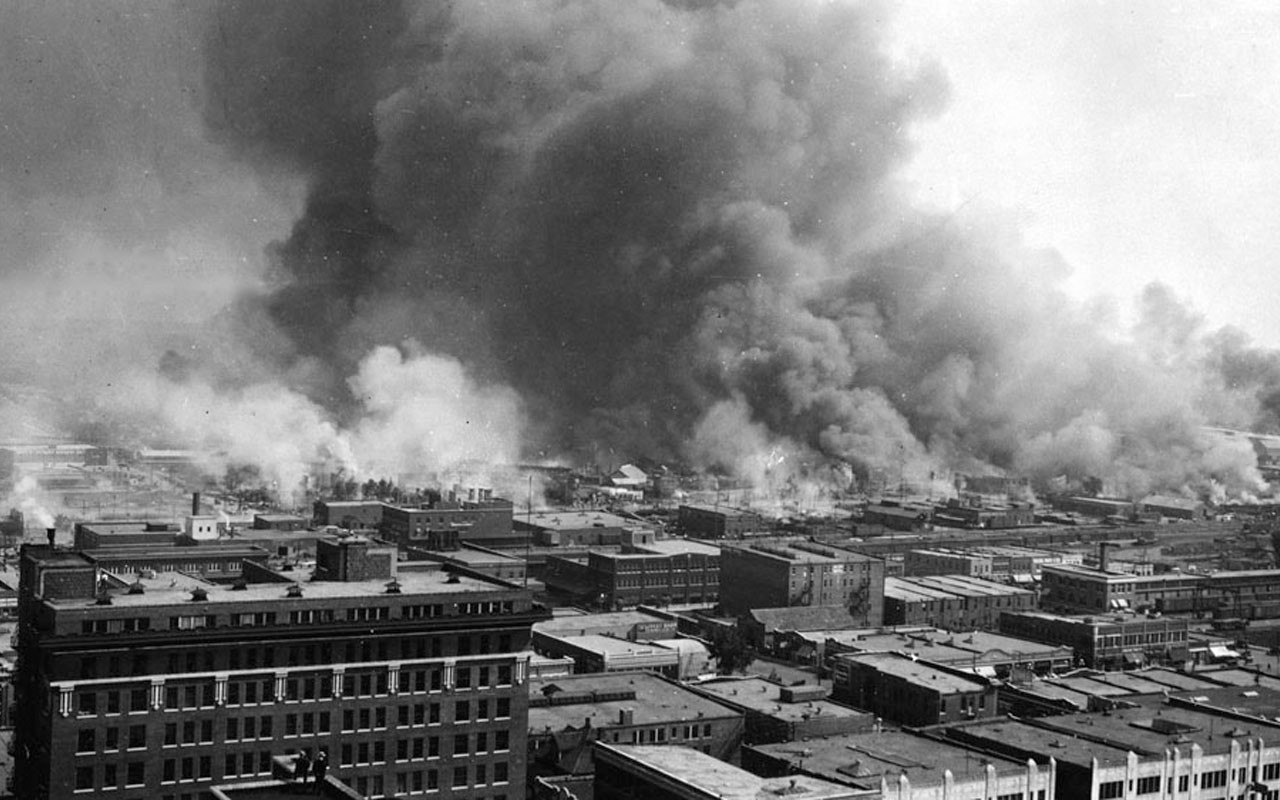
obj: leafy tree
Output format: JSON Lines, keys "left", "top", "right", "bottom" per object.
{"left": 707, "top": 626, "right": 756, "bottom": 675}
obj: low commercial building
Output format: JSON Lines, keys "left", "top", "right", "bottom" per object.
{"left": 823, "top": 628, "right": 1073, "bottom": 678}
{"left": 999, "top": 610, "right": 1191, "bottom": 669}
{"left": 882, "top": 575, "right": 1036, "bottom": 629}
{"left": 742, "top": 605, "right": 872, "bottom": 656}
{"left": 743, "top": 730, "right": 1056, "bottom": 800}
{"left": 944, "top": 695, "right": 1280, "bottom": 800}
{"left": 1139, "top": 494, "right": 1207, "bottom": 521}
{"left": 534, "top": 610, "right": 678, "bottom": 642}
{"left": 931, "top": 499, "right": 1036, "bottom": 530}
{"left": 719, "top": 540, "right": 884, "bottom": 623}
{"left": 531, "top": 633, "right": 698, "bottom": 679}
{"left": 677, "top": 504, "right": 766, "bottom": 540}
{"left": 593, "top": 743, "right": 862, "bottom": 800}
{"left": 251, "top": 514, "right": 307, "bottom": 532}
{"left": 903, "top": 549, "right": 994, "bottom": 579}
{"left": 1050, "top": 496, "right": 1136, "bottom": 520}
{"left": 311, "top": 500, "right": 385, "bottom": 530}
{"left": 408, "top": 544, "right": 527, "bottom": 584}
{"left": 686, "top": 677, "right": 875, "bottom": 745}
{"left": 73, "top": 521, "right": 182, "bottom": 550}
{"left": 831, "top": 652, "right": 998, "bottom": 727}
{"left": 527, "top": 672, "right": 744, "bottom": 783}
{"left": 906, "top": 546, "right": 1075, "bottom": 583}
{"left": 1040, "top": 565, "right": 1208, "bottom": 615}
{"left": 862, "top": 503, "right": 931, "bottom": 532}
{"left": 515, "top": 510, "right": 654, "bottom": 548}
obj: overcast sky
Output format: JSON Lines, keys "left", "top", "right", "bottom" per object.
{"left": 891, "top": 1, "right": 1280, "bottom": 346}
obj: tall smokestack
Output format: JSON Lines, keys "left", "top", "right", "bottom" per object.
{"left": 192, "top": 491, "right": 201, "bottom": 516}
{"left": 1099, "top": 541, "right": 1110, "bottom": 573}
{"left": 45, "top": 528, "right": 56, "bottom": 547}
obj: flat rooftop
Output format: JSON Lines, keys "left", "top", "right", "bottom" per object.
{"left": 599, "top": 744, "right": 859, "bottom": 800}
{"left": 728, "top": 541, "right": 877, "bottom": 565}
{"left": 886, "top": 576, "right": 1032, "bottom": 601}
{"left": 433, "top": 547, "right": 523, "bottom": 565}
{"left": 839, "top": 653, "right": 989, "bottom": 693}
{"left": 43, "top": 563, "right": 514, "bottom": 610}
{"left": 951, "top": 718, "right": 1133, "bottom": 768}
{"left": 528, "top": 672, "right": 738, "bottom": 731}
{"left": 1169, "top": 685, "right": 1280, "bottom": 722}
{"left": 550, "top": 635, "right": 681, "bottom": 660}
{"left": 679, "top": 504, "right": 760, "bottom": 518}
{"left": 748, "top": 730, "right": 1025, "bottom": 789}
{"left": 690, "top": 677, "right": 870, "bottom": 723}
{"left": 830, "top": 629, "right": 1069, "bottom": 663}
{"left": 1030, "top": 695, "right": 1280, "bottom": 757}
{"left": 520, "top": 511, "right": 639, "bottom": 531}
{"left": 1133, "top": 669, "right": 1224, "bottom": 692}
{"left": 535, "top": 610, "right": 671, "bottom": 635}
{"left": 636, "top": 539, "right": 721, "bottom": 557}
{"left": 1193, "top": 668, "right": 1280, "bottom": 691}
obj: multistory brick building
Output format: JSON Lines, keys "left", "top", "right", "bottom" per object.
{"left": 830, "top": 652, "right": 998, "bottom": 727}
{"left": 882, "top": 575, "right": 1036, "bottom": 629}
{"left": 999, "top": 610, "right": 1191, "bottom": 669}
{"left": 718, "top": 540, "right": 884, "bottom": 623}
{"left": 677, "top": 505, "right": 765, "bottom": 540}
{"left": 15, "top": 534, "right": 547, "bottom": 800}
{"left": 380, "top": 496, "right": 518, "bottom": 550}
{"left": 527, "top": 671, "right": 744, "bottom": 785}
{"left": 543, "top": 539, "right": 721, "bottom": 609}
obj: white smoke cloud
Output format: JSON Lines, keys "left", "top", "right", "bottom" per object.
{"left": 94, "top": 342, "right": 524, "bottom": 503}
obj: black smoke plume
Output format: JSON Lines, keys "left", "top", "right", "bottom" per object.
{"left": 184, "top": 0, "right": 1280, "bottom": 499}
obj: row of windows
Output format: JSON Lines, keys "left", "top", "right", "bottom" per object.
{"left": 164, "top": 600, "right": 519, "bottom": 632}
{"left": 73, "top": 762, "right": 145, "bottom": 792}
{"left": 75, "top": 661, "right": 517, "bottom": 713}
{"left": 76, "top": 699, "right": 514, "bottom": 754}
{"left": 612, "top": 576, "right": 717, "bottom": 588}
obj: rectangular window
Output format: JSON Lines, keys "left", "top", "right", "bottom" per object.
{"left": 1203, "top": 771, "right": 1228, "bottom": 790}
{"left": 1138, "top": 776, "right": 1161, "bottom": 795}
{"left": 1099, "top": 781, "right": 1124, "bottom": 799}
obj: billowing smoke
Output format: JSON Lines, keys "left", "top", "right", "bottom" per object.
{"left": 5, "top": 0, "right": 1280, "bottom": 507}
{"left": 91, "top": 343, "right": 524, "bottom": 503}
{"left": 179, "top": 0, "right": 1280, "bottom": 501}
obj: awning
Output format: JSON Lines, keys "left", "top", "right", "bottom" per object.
{"left": 1209, "top": 645, "right": 1242, "bottom": 659}
{"left": 1123, "top": 651, "right": 1145, "bottom": 665}
{"left": 972, "top": 665, "right": 997, "bottom": 677}
{"left": 1011, "top": 573, "right": 1036, "bottom": 584}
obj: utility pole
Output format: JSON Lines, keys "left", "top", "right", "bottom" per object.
{"left": 524, "top": 474, "right": 532, "bottom": 589}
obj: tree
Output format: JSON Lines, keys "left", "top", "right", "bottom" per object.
{"left": 707, "top": 626, "right": 756, "bottom": 675}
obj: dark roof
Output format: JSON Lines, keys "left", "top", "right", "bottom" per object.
{"left": 749, "top": 605, "right": 865, "bottom": 632}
